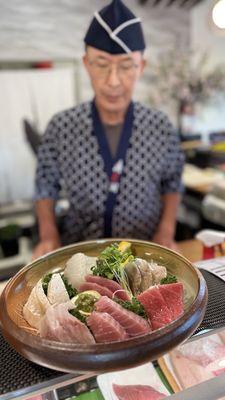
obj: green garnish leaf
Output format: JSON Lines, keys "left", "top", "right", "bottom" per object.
{"left": 42, "top": 273, "right": 53, "bottom": 296}
{"left": 61, "top": 274, "right": 77, "bottom": 298}
{"left": 91, "top": 243, "right": 133, "bottom": 293}
{"left": 115, "top": 297, "right": 148, "bottom": 320}
{"left": 69, "top": 309, "right": 87, "bottom": 323}
{"left": 160, "top": 273, "right": 178, "bottom": 285}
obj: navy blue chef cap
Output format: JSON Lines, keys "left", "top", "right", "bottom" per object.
{"left": 84, "top": 0, "right": 146, "bottom": 54}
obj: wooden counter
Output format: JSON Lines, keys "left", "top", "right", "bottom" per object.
{"left": 178, "top": 239, "right": 225, "bottom": 263}
{"left": 177, "top": 239, "right": 202, "bottom": 263}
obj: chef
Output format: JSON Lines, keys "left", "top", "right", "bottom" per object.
{"left": 32, "top": 0, "right": 184, "bottom": 259}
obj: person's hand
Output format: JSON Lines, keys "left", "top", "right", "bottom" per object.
{"left": 32, "top": 239, "right": 61, "bottom": 261}
{"left": 152, "top": 227, "right": 178, "bottom": 251}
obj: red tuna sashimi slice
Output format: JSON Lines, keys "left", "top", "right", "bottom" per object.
{"left": 113, "top": 384, "right": 166, "bottom": 400}
{"left": 158, "top": 283, "right": 184, "bottom": 320}
{"left": 39, "top": 302, "right": 95, "bottom": 344}
{"left": 85, "top": 275, "right": 130, "bottom": 300}
{"left": 87, "top": 311, "right": 128, "bottom": 343}
{"left": 138, "top": 287, "right": 172, "bottom": 331}
{"left": 79, "top": 282, "right": 114, "bottom": 298}
{"left": 95, "top": 296, "right": 151, "bottom": 336}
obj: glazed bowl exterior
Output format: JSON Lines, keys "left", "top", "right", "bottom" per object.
{"left": 0, "top": 239, "right": 208, "bottom": 373}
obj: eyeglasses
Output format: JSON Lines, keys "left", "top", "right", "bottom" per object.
{"left": 88, "top": 59, "right": 139, "bottom": 79}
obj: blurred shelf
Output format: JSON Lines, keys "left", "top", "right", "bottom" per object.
{"left": 181, "top": 140, "right": 203, "bottom": 151}
{"left": 0, "top": 215, "right": 35, "bottom": 229}
{"left": 0, "top": 201, "right": 33, "bottom": 218}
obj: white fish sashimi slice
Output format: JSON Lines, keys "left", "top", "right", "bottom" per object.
{"left": 35, "top": 279, "right": 51, "bottom": 312}
{"left": 39, "top": 304, "right": 61, "bottom": 340}
{"left": 23, "top": 286, "right": 44, "bottom": 329}
{"left": 47, "top": 273, "right": 70, "bottom": 305}
{"left": 39, "top": 302, "right": 95, "bottom": 344}
{"left": 85, "top": 255, "right": 98, "bottom": 270}
{"left": 64, "top": 253, "right": 97, "bottom": 290}
{"left": 23, "top": 279, "right": 51, "bottom": 329}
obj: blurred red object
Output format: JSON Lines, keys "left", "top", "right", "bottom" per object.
{"left": 203, "top": 244, "right": 224, "bottom": 260}
{"left": 32, "top": 61, "right": 53, "bottom": 69}
{"left": 203, "top": 246, "right": 215, "bottom": 260}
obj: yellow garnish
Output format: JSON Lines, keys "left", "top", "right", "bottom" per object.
{"left": 121, "top": 255, "right": 134, "bottom": 268}
{"left": 118, "top": 241, "right": 131, "bottom": 254}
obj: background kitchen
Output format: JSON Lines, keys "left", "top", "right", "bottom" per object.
{"left": 0, "top": 0, "right": 225, "bottom": 280}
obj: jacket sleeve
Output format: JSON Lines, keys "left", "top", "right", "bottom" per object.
{"left": 161, "top": 117, "right": 185, "bottom": 194}
{"left": 34, "top": 116, "right": 61, "bottom": 201}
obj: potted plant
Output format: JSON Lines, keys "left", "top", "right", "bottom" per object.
{"left": 0, "top": 224, "right": 22, "bottom": 258}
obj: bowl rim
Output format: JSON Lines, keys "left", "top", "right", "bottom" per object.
{"left": 0, "top": 238, "right": 207, "bottom": 353}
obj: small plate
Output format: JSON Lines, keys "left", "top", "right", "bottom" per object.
{"left": 97, "top": 362, "right": 170, "bottom": 399}
{"left": 0, "top": 239, "right": 207, "bottom": 373}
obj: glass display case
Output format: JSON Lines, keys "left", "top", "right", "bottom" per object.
{"left": 1, "top": 326, "right": 225, "bottom": 400}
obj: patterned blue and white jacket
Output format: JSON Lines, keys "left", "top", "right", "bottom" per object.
{"left": 35, "top": 101, "right": 184, "bottom": 244}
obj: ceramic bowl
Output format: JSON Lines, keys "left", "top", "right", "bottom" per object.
{"left": 0, "top": 239, "right": 207, "bottom": 373}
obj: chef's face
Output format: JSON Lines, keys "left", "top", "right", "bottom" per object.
{"left": 83, "top": 46, "right": 146, "bottom": 116}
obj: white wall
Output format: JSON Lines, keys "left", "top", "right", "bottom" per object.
{"left": 190, "top": 0, "right": 225, "bottom": 70}
{"left": 0, "top": 1, "right": 190, "bottom": 106}
{"left": 190, "top": 0, "right": 225, "bottom": 136}
{"left": 0, "top": 68, "right": 76, "bottom": 203}
{"left": 0, "top": 1, "right": 190, "bottom": 62}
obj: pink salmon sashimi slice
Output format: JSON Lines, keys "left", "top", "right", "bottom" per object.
{"left": 113, "top": 383, "right": 166, "bottom": 400}
{"left": 87, "top": 311, "right": 128, "bottom": 343}
{"left": 79, "top": 282, "right": 114, "bottom": 298}
{"left": 39, "top": 302, "right": 95, "bottom": 344}
{"left": 176, "top": 337, "right": 225, "bottom": 367}
{"left": 95, "top": 296, "right": 151, "bottom": 336}
{"left": 85, "top": 275, "right": 131, "bottom": 300}
{"left": 137, "top": 287, "right": 173, "bottom": 331}
{"left": 170, "top": 352, "right": 214, "bottom": 389}
{"left": 158, "top": 283, "right": 184, "bottom": 320}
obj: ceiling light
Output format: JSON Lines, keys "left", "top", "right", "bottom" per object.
{"left": 212, "top": 0, "right": 225, "bottom": 29}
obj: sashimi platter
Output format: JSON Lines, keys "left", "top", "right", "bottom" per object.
{"left": 0, "top": 239, "right": 208, "bottom": 373}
